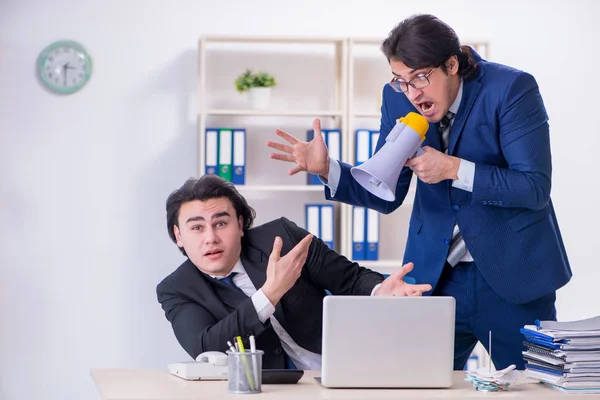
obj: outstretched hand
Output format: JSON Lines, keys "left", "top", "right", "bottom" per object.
{"left": 374, "top": 262, "right": 433, "bottom": 297}
{"left": 267, "top": 118, "right": 330, "bottom": 177}
{"left": 262, "top": 234, "right": 314, "bottom": 305}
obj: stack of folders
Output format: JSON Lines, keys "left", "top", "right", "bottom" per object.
{"left": 305, "top": 204, "right": 334, "bottom": 249}
{"left": 521, "top": 315, "right": 600, "bottom": 394}
{"left": 205, "top": 128, "right": 246, "bottom": 184}
{"left": 351, "top": 207, "right": 379, "bottom": 260}
{"left": 306, "top": 129, "right": 341, "bottom": 185}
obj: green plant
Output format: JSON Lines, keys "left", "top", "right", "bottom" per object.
{"left": 234, "top": 69, "right": 277, "bottom": 92}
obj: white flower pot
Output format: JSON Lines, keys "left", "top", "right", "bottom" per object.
{"left": 248, "top": 87, "right": 271, "bottom": 110}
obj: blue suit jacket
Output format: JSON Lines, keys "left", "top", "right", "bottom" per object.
{"left": 327, "top": 52, "right": 572, "bottom": 304}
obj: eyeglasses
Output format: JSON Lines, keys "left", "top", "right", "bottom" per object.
{"left": 389, "top": 67, "right": 437, "bottom": 93}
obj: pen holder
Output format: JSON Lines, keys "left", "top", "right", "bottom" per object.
{"left": 227, "top": 350, "right": 263, "bottom": 394}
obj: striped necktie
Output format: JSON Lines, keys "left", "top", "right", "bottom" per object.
{"left": 438, "top": 112, "right": 467, "bottom": 267}
{"left": 438, "top": 111, "right": 455, "bottom": 153}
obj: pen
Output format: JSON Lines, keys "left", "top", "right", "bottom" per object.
{"left": 488, "top": 330, "right": 492, "bottom": 375}
{"left": 236, "top": 336, "right": 255, "bottom": 391}
{"left": 227, "top": 340, "right": 236, "bottom": 353}
{"left": 249, "top": 335, "right": 259, "bottom": 386}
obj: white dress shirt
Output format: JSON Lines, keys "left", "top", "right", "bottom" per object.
{"left": 213, "top": 260, "right": 322, "bottom": 370}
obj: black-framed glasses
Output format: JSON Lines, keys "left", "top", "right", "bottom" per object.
{"left": 389, "top": 67, "right": 437, "bottom": 93}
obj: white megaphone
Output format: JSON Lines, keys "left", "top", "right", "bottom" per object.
{"left": 351, "top": 112, "right": 429, "bottom": 201}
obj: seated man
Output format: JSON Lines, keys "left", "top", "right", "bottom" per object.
{"left": 157, "top": 175, "right": 431, "bottom": 370}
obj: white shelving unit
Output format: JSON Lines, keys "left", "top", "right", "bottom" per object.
{"left": 197, "top": 35, "right": 349, "bottom": 246}
{"left": 197, "top": 35, "right": 488, "bottom": 275}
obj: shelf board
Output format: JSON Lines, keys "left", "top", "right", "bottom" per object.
{"left": 353, "top": 112, "right": 381, "bottom": 118}
{"left": 236, "top": 185, "right": 324, "bottom": 192}
{"left": 202, "top": 35, "right": 345, "bottom": 44}
{"left": 205, "top": 109, "right": 343, "bottom": 117}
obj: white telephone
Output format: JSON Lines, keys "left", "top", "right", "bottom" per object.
{"left": 168, "top": 351, "right": 228, "bottom": 380}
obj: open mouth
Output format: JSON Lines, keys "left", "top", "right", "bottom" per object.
{"left": 204, "top": 249, "right": 223, "bottom": 256}
{"left": 419, "top": 102, "right": 434, "bottom": 112}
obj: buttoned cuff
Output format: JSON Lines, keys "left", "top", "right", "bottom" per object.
{"left": 319, "top": 158, "right": 341, "bottom": 197}
{"left": 452, "top": 159, "right": 475, "bottom": 192}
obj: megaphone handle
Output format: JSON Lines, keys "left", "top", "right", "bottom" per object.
{"left": 413, "top": 146, "right": 424, "bottom": 157}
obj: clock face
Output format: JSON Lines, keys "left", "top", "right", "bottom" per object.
{"left": 37, "top": 40, "right": 93, "bottom": 95}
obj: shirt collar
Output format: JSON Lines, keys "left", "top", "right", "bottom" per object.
{"left": 448, "top": 79, "right": 463, "bottom": 115}
{"left": 208, "top": 259, "right": 246, "bottom": 280}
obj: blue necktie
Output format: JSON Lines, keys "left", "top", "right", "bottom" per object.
{"left": 218, "top": 272, "right": 244, "bottom": 294}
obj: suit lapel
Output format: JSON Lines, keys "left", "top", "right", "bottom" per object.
{"left": 448, "top": 76, "right": 482, "bottom": 155}
{"left": 425, "top": 124, "right": 442, "bottom": 151}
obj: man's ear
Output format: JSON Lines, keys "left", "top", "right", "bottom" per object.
{"left": 446, "top": 55, "right": 459, "bottom": 75}
{"left": 238, "top": 215, "right": 244, "bottom": 237}
{"left": 174, "top": 225, "right": 183, "bottom": 247}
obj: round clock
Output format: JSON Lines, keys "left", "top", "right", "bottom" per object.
{"left": 37, "top": 40, "right": 93, "bottom": 95}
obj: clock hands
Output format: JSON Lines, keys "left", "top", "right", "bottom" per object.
{"left": 62, "top": 62, "right": 77, "bottom": 86}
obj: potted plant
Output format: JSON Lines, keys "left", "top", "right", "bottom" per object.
{"left": 235, "top": 69, "right": 276, "bottom": 109}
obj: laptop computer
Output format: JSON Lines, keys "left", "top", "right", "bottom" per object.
{"left": 320, "top": 296, "right": 455, "bottom": 388}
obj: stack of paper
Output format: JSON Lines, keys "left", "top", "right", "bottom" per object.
{"left": 521, "top": 315, "right": 600, "bottom": 394}
{"left": 465, "top": 365, "right": 519, "bottom": 391}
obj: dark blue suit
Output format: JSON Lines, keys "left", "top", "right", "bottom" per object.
{"left": 327, "top": 51, "right": 572, "bottom": 369}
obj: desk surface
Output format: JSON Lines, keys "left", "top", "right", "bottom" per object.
{"left": 90, "top": 368, "right": 579, "bottom": 399}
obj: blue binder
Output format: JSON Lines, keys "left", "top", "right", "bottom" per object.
{"left": 320, "top": 204, "right": 334, "bottom": 249}
{"left": 205, "top": 129, "right": 219, "bottom": 175}
{"left": 305, "top": 203, "right": 334, "bottom": 249}
{"left": 355, "top": 129, "right": 381, "bottom": 165}
{"left": 355, "top": 130, "right": 370, "bottom": 166}
{"left": 352, "top": 206, "right": 366, "bottom": 260}
{"left": 232, "top": 129, "right": 246, "bottom": 185}
{"left": 365, "top": 209, "right": 379, "bottom": 260}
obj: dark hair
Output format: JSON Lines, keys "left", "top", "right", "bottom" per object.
{"left": 381, "top": 14, "right": 477, "bottom": 80}
{"left": 166, "top": 175, "right": 256, "bottom": 256}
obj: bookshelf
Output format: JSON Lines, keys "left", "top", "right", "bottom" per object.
{"left": 197, "top": 35, "right": 488, "bottom": 275}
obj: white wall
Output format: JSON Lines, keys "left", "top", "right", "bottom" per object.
{"left": 1, "top": 0, "right": 599, "bottom": 399}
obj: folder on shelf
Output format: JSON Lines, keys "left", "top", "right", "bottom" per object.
{"left": 355, "top": 130, "right": 370, "bottom": 165}
{"left": 305, "top": 204, "right": 335, "bottom": 250}
{"left": 365, "top": 209, "right": 379, "bottom": 260}
{"left": 305, "top": 204, "right": 320, "bottom": 237}
{"left": 307, "top": 129, "right": 342, "bottom": 185}
{"left": 232, "top": 129, "right": 246, "bottom": 185}
{"left": 218, "top": 129, "right": 233, "bottom": 182}
{"left": 352, "top": 206, "right": 366, "bottom": 260}
{"left": 370, "top": 131, "right": 380, "bottom": 157}
{"left": 320, "top": 204, "right": 334, "bottom": 249}
{"left": 205, "top": 129, "right": 218, "bottom": 175}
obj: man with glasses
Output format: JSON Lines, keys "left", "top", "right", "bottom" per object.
{"left": 267, "top": 14, "right": 571, "bottom": 371}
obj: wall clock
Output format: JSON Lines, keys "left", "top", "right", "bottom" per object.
{"left": 37, "top": 40, "right": 93, "bottom": 95}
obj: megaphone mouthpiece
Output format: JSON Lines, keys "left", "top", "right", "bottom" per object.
{"left": 399, "top": 112, "right": 429, "bottom": 140}
{"left": 351, "top": 112, "right": 430, "bottom": 201}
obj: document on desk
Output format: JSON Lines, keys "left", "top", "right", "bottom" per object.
{"left": 537, "top": 315, "right": 600, "bottom": 331}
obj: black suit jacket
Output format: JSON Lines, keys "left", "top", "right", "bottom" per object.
{"left": 157, "top": 217, "right": 384, "bottom": 369}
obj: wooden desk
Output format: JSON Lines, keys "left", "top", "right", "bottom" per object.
{"left": 90, "top": 368, "right": 579, "bottom": 399}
